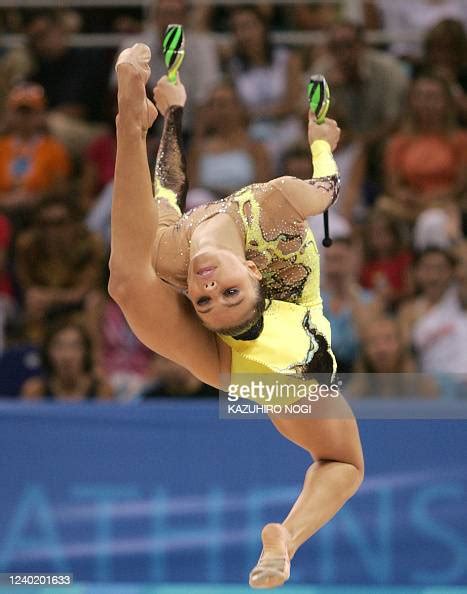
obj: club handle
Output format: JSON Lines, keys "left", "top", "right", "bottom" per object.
{"left": 308, "top": 75, "right": 333, "bottom": 248}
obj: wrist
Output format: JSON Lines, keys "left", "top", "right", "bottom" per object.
{"left": 310, "top": 139, "right": 332, "bottom": 155}
{"left": 310, "top": 140, "right": 338, "bottom": 178}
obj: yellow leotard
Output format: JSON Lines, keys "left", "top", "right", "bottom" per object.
{"left": 153, "top": 140, "right": 339, "bottom": 383}
{"left": 219, "top": 187, "right": 336, "bottom": 379}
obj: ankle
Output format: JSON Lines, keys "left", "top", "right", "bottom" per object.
{"left": 116, "top": 63, "right": 143, "bottom": 93}
{"left": 279, "top": 524, "right": 296, "bottom": 559}
{"left": 261, "top": 523, "right": 292, "bottom": 556}
{"left": 116, "top": 114, "right": 146, "bottom": 139}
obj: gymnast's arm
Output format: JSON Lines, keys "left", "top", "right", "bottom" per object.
{"left": 268, "top": 116, "right": 341, "bottom": 218}
{"left": 109, "top": 61, "right": 227, "bottom": 388}
{"left": 153, "top": 75, "right": 188, "bottom": 212}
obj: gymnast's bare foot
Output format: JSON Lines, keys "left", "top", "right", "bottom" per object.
{"left": 249, "top": 523, "right": 292, "bottom": 589}
{"left": 115, "top": 43, "right": 158, "bottom": 133}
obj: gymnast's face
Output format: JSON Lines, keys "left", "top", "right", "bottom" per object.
{"left": 186, "top": 250, "right": 262, "bottom": 331}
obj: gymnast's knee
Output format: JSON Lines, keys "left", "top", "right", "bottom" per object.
{"left": 346, "top": 460, "right": 364, "bottom": 497}
{"left": 307, "top": 458, "right": 364, "bottom": 498}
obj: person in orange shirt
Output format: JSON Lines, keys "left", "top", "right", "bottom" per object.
{"left": 382, "top": 74, "right": 467, "bottom": 221}
{"left": 0, "top": 83, "right": 71, "bottom": 214}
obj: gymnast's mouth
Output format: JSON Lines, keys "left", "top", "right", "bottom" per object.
{"left": 196, "top": 266, "right": 217, "bottom": 277}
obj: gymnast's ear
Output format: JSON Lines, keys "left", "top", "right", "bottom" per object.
{"left": 245, "top": 260, "right": 262, "bottom": 281}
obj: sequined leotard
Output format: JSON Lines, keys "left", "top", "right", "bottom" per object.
{"left": 153, "top": 106, "right": 339, "bottom": 380}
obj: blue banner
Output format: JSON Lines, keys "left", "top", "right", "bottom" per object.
{"left": 0, "top": 402, "right": 466, "bottom": 587}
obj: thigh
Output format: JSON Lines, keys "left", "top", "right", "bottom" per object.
{"left": 115, "top": 272, "right": 231, "bottom": 389}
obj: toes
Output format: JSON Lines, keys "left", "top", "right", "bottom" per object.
{"left": 115, "top": 43, "right": 152, "bottom": 85}
{"left": 249, "top": 525, "right": 292, "bottom": 590}
{"left": 249, "top": 555, "right": 290, "bottom": 589}
{"left": 249, "top": 567, "right": 286, "bottom": 589}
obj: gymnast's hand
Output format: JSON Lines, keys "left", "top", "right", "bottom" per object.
{"left": 308, "top": 114, "right": 341, "bottom": 152}
{"left": 153, "top": 74, "right": 187, "bottom": 117}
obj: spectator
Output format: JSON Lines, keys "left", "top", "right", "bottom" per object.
{"left": 141, "top": 355, "right": 217, "bottom": 399}
{"left": 285, "top": 2, "right": 340, "bottom": 32}
{"left": 322, "top": 236, "right": 382, "bottom": 372}
{"left": 348, "top": 316, "right": 439, "bottom": 399}
{"left": 356, "top": 317, "right": 417, "bottom": 374}
{"left": 310, "top": 21, "right": 408, "bottom": 147}
{"left": 421, "top": 19, "right": 467, "bottom": 124}
{"left": 80, "top": 133, "right": 116, "bottom": 212}
{"left": 281, "top": 143, "right": 312, "bottom": 181}
{"left": 15, "top": 195, "right": 105, "bottom": 343}
{"left": 111, "top": 0, "right": 221, "bottom": 133}
{"left": 226, "top": 5, "right": 302, "bottom": 167}
{"left": 286, "top": 1, "right": 381, "bottom": 32}
{"left": 21, "top": 321, "right": 113, "bottom": 401}
{"left": 360, "top": 210, "right": 413, "bottom": 308}
{"left": 0, "top": 36, "right": 31, "bottom": 118}
{"left": 0, "top": 84, "right": 71, "bottom": 217}
{"left": 376, "top": 0, "right": 467, "bottom": 60}
{"left": 25, "top": 11, "right": 111, "bottom": 122}
{"left": 0, "top": 212, "right": 15, "bottom": 355}
{"left": 188, "top": 82, "right": 271, "bottom": 199}
{"left": 79, "top": 99, "right": 117, "bottom": 211}
{"left": 398, "top": 247, "right": 467, "bottom": 374}
{"left": 382, "top": 74, "right": 467, "bottom": 222}
{"left": 326, "top": 103, "right": 367, "bottom": 221}
{"left": 95, "top": 298, "right": 153, "bottom": 400}
{"left": 454, "top": 241, "right": 467, "bottom": 395}
{"left": 84, "top": 181, "right": 115, "bottom": 247}
{"left": 0, "top": 214, "right": 14, "bottom": 301}
{"left": 0, "top": 12, "right": 113, "bottom": 157}
{"left": 0, "top": 317, "right": 41, "bottom": 397}
{"left": 0, "top": 295, "right": 12, "bottom": 357}
{"left": 112, "top": 13, "right": 143, "bottom": 35}
{"left": 456, "top": 241, "right": 467, "bottom": 311}
{"left": 413, "top": 204, "right": 463, "bottom": 250}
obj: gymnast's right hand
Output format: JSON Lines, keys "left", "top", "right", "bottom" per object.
{"left": 153, "top": 75, "right": 187, "bottom": 117}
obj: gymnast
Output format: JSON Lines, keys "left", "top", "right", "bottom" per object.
{"left": 109, "top": 43, "right": 364, "bottom": 589}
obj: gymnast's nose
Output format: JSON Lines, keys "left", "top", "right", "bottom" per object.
{"left": 204, "top": 281, "right": 217, "bottom": 291}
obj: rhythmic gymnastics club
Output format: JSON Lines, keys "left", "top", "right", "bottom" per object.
{"left": 162, "top": 24, "right": 185, "bottom": 84}
{"left": 307, "top": 75, "right": 333, "bottom": 248}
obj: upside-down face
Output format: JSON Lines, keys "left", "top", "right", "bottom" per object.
{"left": 186, "top": 249, "right": 262, "bottom": 333}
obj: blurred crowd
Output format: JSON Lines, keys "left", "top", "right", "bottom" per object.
{"left": 0, "top": 0, "right": 466, "bottom": 402}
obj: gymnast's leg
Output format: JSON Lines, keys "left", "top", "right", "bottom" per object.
{"left": 111, "top": 43, "right": 159, "bottom": 285}
{"left": 110, "top": 44, "right": 226, "bottom": 387}
{"left": 250, "top": 409, "right": 364, "bottom": 589}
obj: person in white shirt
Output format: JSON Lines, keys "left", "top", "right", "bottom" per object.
{"left": 399, "top": 247, "right": 467, "bottom": 375}
{"left": 376, "top": 0, "right": 467, "bottom": 59}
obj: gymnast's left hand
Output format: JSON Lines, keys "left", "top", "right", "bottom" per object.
{"left": 153, "top": 74, "right": 187, "bottom": 116}
{"left": 308, "top": 115, "right": 341, "bottom": 152}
